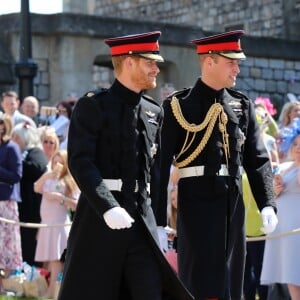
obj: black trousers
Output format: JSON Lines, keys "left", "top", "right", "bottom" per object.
{"left": 120, "top": 218, "right": 162, "bottom": 300}
{"left": 59, "top": 214, "right": 162, "bottom": 300}
{"left": 243, "top": 240, "right": 268, "bottom": 300}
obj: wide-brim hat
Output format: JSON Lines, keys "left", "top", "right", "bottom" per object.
{"left": 191, "top": 30, "right": 246, "bottom": 60}
{"left": 104, "top": 31, "right": 164, "bottom": 62}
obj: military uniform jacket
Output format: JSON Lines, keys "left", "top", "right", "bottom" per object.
{"left": 157, "top": 79, "right": 276, "bottom": 300}
{"left": 58, "top": 80, "right": 194, "bottom": 300}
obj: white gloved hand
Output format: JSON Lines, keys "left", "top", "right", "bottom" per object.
{"left": 103, "top": 207, "right": 134, "bottom": 230}
{"left": 260, "top": 206, "right": 278, "bottom": 234}
{"left": 157, "top": 226, "right": 168, "bottom": 253}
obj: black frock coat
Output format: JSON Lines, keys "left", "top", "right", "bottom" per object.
{"left": 155, "top": 79, "right": 276, "bottom": 300}
{"left": 58, "top": 80, "right": 194, "bottom": 300}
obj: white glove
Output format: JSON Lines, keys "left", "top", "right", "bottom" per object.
{"left": 260, "top": 206, "right": 278, "bottom": 234}
{"left": 103, "top": 207, "right": 134, "bottom": 230}
{"left": 157, "top": 226, "right": 168, "bottom": 253}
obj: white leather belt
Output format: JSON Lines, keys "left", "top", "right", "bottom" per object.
{"left": 179, "top": 165, "right": 243, "bottom": 178}
{"left": 103, "top": 179, "right": 150, "bottom": 193}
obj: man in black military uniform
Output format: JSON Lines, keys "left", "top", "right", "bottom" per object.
{"left": 58, "top": 31, "right": 193, "bottom": 300}
{"left": 155, "top": 31, "right": 278, "bottom": 300}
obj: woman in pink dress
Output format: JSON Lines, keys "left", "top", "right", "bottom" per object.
{"left": 33, "top": 150, "right": 79, "bottom": 298}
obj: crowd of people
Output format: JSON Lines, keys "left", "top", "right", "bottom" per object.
{"left": 0, "top": 28, "right": 300, "bottom": 300}
{"left": 0, "top": 91, "right": 79, "bottom": 299}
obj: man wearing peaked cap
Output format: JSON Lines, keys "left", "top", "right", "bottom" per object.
{"left": 191, "top": 30, "right": 246, "bottom": 60}
{"left": 104, "top": 31, "right": 164, "bottom": 62}
{"left": 58, "top": 31, "right": 194, "bottom": 300}
{"left": 155, "top": 30, "right": 277, "bottom": 299}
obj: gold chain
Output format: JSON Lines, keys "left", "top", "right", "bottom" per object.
{"left": 170, "top": 96, "right": 230, "bottom": 168}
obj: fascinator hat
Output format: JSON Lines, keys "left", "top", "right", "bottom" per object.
{"left": 278, "top": 117, "right": 300, "bottom": 154}
{"left": 254, "top": 97, "right": 277, "bottom": 116}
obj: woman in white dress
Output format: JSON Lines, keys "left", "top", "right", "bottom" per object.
{"left": 261, "top": 131, "right": 300, "bottom": 300}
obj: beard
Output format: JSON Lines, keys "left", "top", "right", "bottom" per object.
{"left": 131, "top": 70, "right": 157, "bottom": 90}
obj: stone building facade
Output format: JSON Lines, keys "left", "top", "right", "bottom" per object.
{"left": 0, "top": 1, "right": 299, "bottom": 115}
{"left": 63, "top": 0, "right": 300, "bottom": 111}
{"left": 63, "top": 0, "right": 300, "bottom": 40}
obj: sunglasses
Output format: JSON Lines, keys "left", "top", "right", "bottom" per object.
{"left": 43, "top": 140, "right": 55, "bottom": 145}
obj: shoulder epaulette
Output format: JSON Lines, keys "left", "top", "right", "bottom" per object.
{"left": 226, "top": 88, "right": 249, "bottom": 100}
{"left": 84, "top": 88, "right": 108, "bottom": 98}
{"left": 167, "top": 87, "right": 191, "bottom": 101}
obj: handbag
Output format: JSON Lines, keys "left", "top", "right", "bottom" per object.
{"left": 2, "top": 276, "right": 24, "bottom": 296}
{"left": 23, "top": 276, "right": 48, "bottom": 298}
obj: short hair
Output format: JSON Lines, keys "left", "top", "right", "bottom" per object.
{"left": 2, "top": 91, "right": 18, "bottom": 100}
{"left": 12, "top": 122, "right": 42, "bottom": 150}
{"left": 23, "top": 96, "right": 39, "bottom": 109}
{"left": 111, "top": 55, "right": 140, "bottom": 76}
{"left": 199, "top": 53, "right": 219, "bottom": 66}
{"left": 111, "top": 55, "right": 127, "bottom": 75}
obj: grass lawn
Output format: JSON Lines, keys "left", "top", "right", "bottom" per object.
{"left": 0, "top": 297, "right": 37, "bottom": 300}
{"left": 0, "top": 297, "right": 46, "bottom": 300}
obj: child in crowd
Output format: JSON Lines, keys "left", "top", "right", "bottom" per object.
{"left": 33, "top": 150, "right": 80, "bottom": 298}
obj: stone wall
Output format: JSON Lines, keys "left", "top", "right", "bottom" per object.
{"left": 64, "top": 0, "right": 300, "bottom": 40}
{"left": 0, "top": 13, "right": 299, "bottom": 114}
{"left": 238, "top": 57, "right": 300, "bottom": 108}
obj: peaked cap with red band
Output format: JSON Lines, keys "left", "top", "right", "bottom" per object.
{"left": 191, "top": 30, "right": 246, "bottom": 60}
{"left": 104, "top": 31, "right": 164, "bottom": 62}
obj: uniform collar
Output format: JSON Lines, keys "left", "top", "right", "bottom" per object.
{"left": 192, "top": 78, "right": 224, "bottom": 103}
{"left": 111, "top": 79, "right": 143, "bottom": 106}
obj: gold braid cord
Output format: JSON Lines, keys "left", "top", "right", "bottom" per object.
{"left": 170, "top": 96, "right": 230, "bottom": 168}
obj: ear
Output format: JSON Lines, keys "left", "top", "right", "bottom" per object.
{"left": 206, "top": 56, "right": 214, "bottom": 66}
{"left": 124, "top": 56, "right": 134, "bottom": 68}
